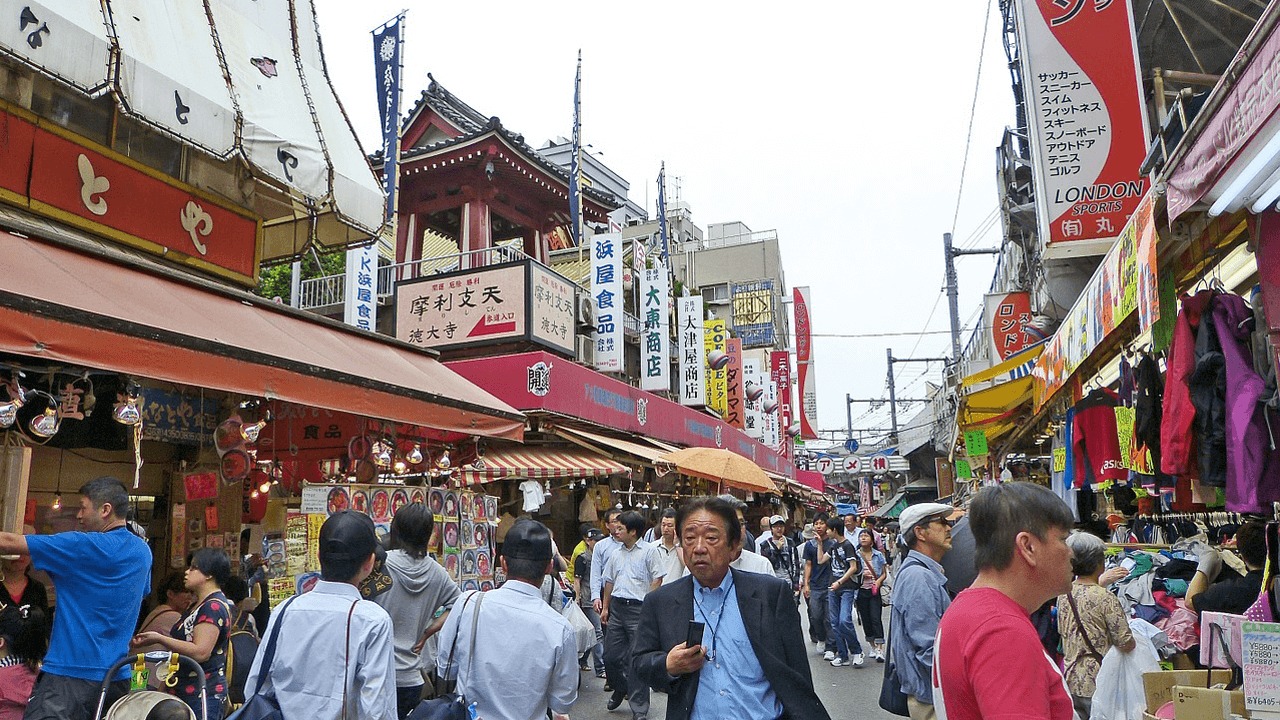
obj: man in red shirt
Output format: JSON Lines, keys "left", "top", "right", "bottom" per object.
{"left": 933, "top": 483, "right": 1076, "bottom": 720}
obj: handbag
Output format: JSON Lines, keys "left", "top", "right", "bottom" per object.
{"left": 878, "top": 625, "right": 910, "bottom": 717}
{"left": 408, "top": 591, "right": 485, "bottom": 720}
{"left": 226, "top": 594, "right": 299, "bottom": 720}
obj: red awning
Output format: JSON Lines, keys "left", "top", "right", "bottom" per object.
{"left": 796, "top": 469, "right": 826, "bottom": 492}
{"left": 457, "top": 445, "right": 630, "bottom": 486}
{"left": 0, "top": 232, "right": 524, "bottom": 439}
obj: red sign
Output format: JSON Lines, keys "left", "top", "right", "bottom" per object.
{"left": 0, "top": 110, "right": 260, "bottom": 284}
{"left": 447, "top": 351, "right": 795, "bottom": 478}
{"left": 793, "top": 287, "right": 819, "bottom": 440}
{"left": 983, "top": 292, "right": 1035, "bottom": 361}
{"left": 724, "top": 339, "right": 745, "bottom": 430}
{"left": 1018, "top": 0, "right": 1149, "bottom": 251}
{"left": 770, "top": 351, "right": 793, "bottom": 432}
{"left": 183, "top": 472, "right": 220, "bottom": 502}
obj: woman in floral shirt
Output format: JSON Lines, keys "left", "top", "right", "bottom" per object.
{"left": 133, "top": 549, "right": 232, "bottom": 720}
{"left": 1057, "top": 533, "right": 1135, "bottom": 718}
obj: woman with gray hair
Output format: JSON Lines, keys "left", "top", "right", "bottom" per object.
{"left": 1056, "top": 532, "right": 1135, "bottom": 717}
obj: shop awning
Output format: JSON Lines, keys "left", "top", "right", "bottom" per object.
{"left": 553, "top": 426, "right": 669, "bottom": 464}
{"left": 0, "top": 232, "right": 524, "bottom": 439}
{"left": 457, "top": 445, "right": 630, "bottom": 485}
{"left": 957, "top": 344, "right": 1042, "bottom": 445}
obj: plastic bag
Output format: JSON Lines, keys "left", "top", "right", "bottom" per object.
{"left": 560, "top": 599, "right": 597, "bottom": 655}
{"left": 1090, "top": 619, "right": 1162, "bottom": 720}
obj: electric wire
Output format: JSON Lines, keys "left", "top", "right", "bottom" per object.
{"left": 951, "top": 0, "right": 997, "bottom": 235}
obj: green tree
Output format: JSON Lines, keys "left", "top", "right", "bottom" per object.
{"left": 254, "top": 251, "right": 347, "bottom": 303}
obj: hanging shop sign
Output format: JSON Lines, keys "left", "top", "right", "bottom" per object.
{"left": 1015, "top": 0, "right": 1150, "bottom": 256}
{"left": 140, "top": 389, "right": 220, "bottom": 446}
{"left": 964, "top": 430, "right": 989, "bottom": 457}
{"left": 770, "top": 350, "right": 793, "bottom": 433}
{"left": 640, "top": 264, "right": 671, "bottom": 392}
{"left": 763, "top": 379, "right": 779, "bottom": 447}
{"left": 793, "top": 286, "right": 819, "bottom": 439}
{"left": 343, "top": 243, "right": 378, "bottom": 331}
{"left": 731, "top": 280, "right": 776, "bottom": 348}
{"left": 678, "top": 296, "right": 706, "bottom": 406}
{"left": 0, "top": 110, "right": 261, "bottom": 284}
{"left": 983, "top": 292, "right": 1035, "bottom": 361}
{"left": 724, "top": 338, "right": 745, "bottom": 429}
{"left": 1032, "top": 190, "right": 1159, "bottom": 407}
{"left": 705, "top": 319, "right": 728, "bottom": 415}
{"left": 394, "top": 259, "right": 574, "bottom": 355}
{"left": 743, "top": 357, "right": 764, "bottom": 440}
{"left": 590, "top": 232, "right": 624, "bottom": 371}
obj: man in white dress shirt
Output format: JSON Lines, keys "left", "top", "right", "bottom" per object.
{"left": 436, "top": 519, "right": 577, "bottom": 720}
{"left": 245, "top": 511, "right": 396, "bottom": 720}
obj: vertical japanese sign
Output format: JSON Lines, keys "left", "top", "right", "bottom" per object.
{"left": 640, "top": 264, "right": 670, "bottom": 392}
{"left": 343, "top": 245, "right": 378, "bottom": 330}
{"left": 372, "top": 14, "right": 403, "bottom": 225}
{"left": 793, "top": 287, "right": 819, "bottom": 439}
{"left": 705, "top": 319, "right": 728, "bottom": 416}
{"left": 591, "top": 232, "right": 624, "bottom": 371}
{"left": 983, "top": 292, "right": 1034, "bottom": 361}
{"left": 1016, "top": 0, "right": 1149, "bottom": 253}
{"left": 724, "top": 338, "right": 745, "bottom": 429}
{"left": 678, "top": 296, "right": 706, "bottom": 406}
{"left": 770, "top": 351, "right": 793, "bottom": 433}
{"left": 763, "top": 380, "right": 779, "bottom": 447}
{"left": 742, "top": 358, "right": 763, "bottom": 440}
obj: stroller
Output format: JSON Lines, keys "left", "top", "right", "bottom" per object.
{"left": 92, "top": 652, "right": 208, "bottom": 720}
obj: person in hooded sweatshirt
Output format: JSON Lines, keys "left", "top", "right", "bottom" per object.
{"left": 373, "top": 503, "right": 462, "bottom": 719}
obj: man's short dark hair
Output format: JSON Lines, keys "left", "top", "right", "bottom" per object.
{"left": 602, "top": 508, "right": 622, "bottom": 524}
{"left": 505, "top": 557, "right": 547, "bottom": 583}
{"left": 1237, "top": 521, "right": 1267, "bottom": 568}
{"left": 189, "top": 547, "right": 232, "bottom": 588}
{"left": 389, "top": 503, "right": 434, "bottom": 559}
{"left": 661, "top": 508, "right": 678, "bottom": 520}
{"left": 79, "top": 477, "right": 129, "bottom": 519}
{"left": 676, "top": 496, "right": 741, "bottom": 546}
{"left": 618, "top": 510, "right": 646, "bottom": 536}
{"left": 970, "top": 483, "right": 1075, "bottom": 572}
{"left": 813, "top": 513, "right": 830, "bottom": 526}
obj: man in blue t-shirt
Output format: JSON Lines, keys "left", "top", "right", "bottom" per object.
{"left": 801, "top": 514, "right": 836, "bottom": 659}
{"left": 0, "top": 476, "right": 151, "bottom": 720}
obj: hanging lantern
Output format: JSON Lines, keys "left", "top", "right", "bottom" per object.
{"left": 406, "top": 444, "right": 424, "bottom": 465}
{"left": 392, "top": 458, "right": 408, "bottom": 475}
{"left": 26, "top": 391, "right": 60, "bottom": 438}
{"left": 113, "top": 381, "right": 142, "bottom": 426}
{"left": 0, "top": 400, "right": 17, "bottom": 429}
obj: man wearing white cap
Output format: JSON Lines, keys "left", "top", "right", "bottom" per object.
{"left": 759, "top": 516, "right": 799, "bottom": 595}
{"left": 887, "top": 502, "right": 956, "bottom": 720}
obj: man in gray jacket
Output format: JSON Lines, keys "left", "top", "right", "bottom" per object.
{"left": 373, "top": 503, "right": 461, "bottom": 719}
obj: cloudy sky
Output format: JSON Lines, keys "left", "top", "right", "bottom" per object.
{"left": 313, "top": 0, "right": 1015, "bottom": 444}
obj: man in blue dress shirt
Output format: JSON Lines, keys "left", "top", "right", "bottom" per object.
{"left": 629, "top": 496, "right": 830, "bottom": 720}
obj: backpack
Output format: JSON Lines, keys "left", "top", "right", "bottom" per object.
{"left": 225, "top": 606, "right": 260, "bottom": 708}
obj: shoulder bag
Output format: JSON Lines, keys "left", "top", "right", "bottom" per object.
{"left": 878, "top": 556, "right": 925, "bottom": 717}
{"left": 1064, "top": 585, "right": 1105, "bottom": 677}
{"left": 409, "top": 591, "right": 485, "bottom": 720}
{"left": 226, "top": 594, "right": 300, "bottom": 720}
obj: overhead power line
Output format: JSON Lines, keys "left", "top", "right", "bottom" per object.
{"left": 951, "top": 0, "right": 997, "bottom": 234}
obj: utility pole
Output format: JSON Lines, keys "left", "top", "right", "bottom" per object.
{"left": 943, "top": 232, "right": 1001, "bottom": 363}
{"left": 885, "top": 349, "right": 949, "bottom": 441}
{"left": 846, "top": 396, "right": 929, "bottom": 445}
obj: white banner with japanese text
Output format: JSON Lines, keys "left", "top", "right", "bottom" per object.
{"left": 677, "top": 296, "right": 706, "bottom": 406}
{"left": 640, "top": 264, "right": 670, "bottom": 392}
{"left": 591, "top": 232, "right": 624, "bottom": 372}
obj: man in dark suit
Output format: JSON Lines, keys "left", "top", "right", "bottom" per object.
{"left": 631, "top": 496, "right": 830, "bottom": 720}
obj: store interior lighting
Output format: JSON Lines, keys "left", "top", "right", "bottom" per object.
{"left": 1207, "top": 112, "right": 1280, "bottom": 216}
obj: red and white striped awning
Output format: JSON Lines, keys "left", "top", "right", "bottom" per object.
{"left": 457, "top": 445, "right": 630, "bottom": 486}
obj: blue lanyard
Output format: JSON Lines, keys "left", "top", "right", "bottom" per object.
{"left": 692, "top": 573, "right": 734, "bottom": 661}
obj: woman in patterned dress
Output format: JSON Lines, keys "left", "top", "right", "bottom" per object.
{"left": 133, "top": 548, "right": 233, "bottom": 720}
{"left": 1057, "top": 532, "right": 1134, "bottom": 718}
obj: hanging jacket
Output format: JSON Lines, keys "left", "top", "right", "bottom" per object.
{"left": 1072, "top": 389, "right": 1126, "bottom": 487}
{"left": 1162, "top": 292, "right": 1214, "bottom": 476}
{"left": 1211, "top": 293, "right": 1280, "bottom": 512}
{"left": 1133, "top": 353, "right": 1168, "bottom": 489}
{"left": 1189, "top": 294, "right": 1227, "bottom": 486}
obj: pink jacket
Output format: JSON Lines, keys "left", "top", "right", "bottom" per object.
{"left": 1161, "top": 292, "right": 1213, "bottom": 475}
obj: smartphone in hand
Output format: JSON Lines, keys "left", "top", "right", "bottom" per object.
{"left": 687, "top": 621, "right": 705, "bottom": 648}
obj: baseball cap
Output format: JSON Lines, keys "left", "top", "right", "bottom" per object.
{"left": 769, "top": 515, "right": 786, "bottom": 526}
{"left": 584, "top": 528, "right": 606, "bottom": 541}
{"left": 320, "top": 511, "right": 380, "bottom": 563}
{"left": 898, "top": 503, "right": 959, "bottom": 539}
{"left": 502, "top": 519, "right": 553, "bottom": 562}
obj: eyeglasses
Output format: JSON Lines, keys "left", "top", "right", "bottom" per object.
{"left": 930, "top": 518, "right": 956, "bottom": 528}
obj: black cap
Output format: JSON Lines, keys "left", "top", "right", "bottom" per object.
{"left": 584, "top": 528, "right": 606, "bottom": 541}
{"left": 502, "top": 519, "right": 553, "bottom": 562}
{"left": 320, "top": 511, "right": 380, "bottom": 563}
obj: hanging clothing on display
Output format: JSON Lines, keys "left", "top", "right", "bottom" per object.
{"left": 519, "top": 479, "right": 545, "bottom": 512}
{"left": 1189, "top": 293, "right": 1228, "bottom": 487}
{"left": 1132, "top": 352, "right": 1168, "bottom": 491}
{"left": 1162, "top": 291, "right": 1214, "bottom": 476}
{"left": 1072, "top": 388, "right": 1126, "bottom": 487}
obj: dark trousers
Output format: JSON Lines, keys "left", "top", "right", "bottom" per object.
{"left": 604, "top": 598, "right": 649, "bottom": 718}
{"left": 396, "top": 684, "right": 424, "bottom": 719}
{"left": 808, "top": 587, "right": 832, "bottom": 648}
{"left": 854, "top": 587, "right": 885, "bottom": 644}
{"left": 23, "top": 672, "right": 128, "bottom": 720}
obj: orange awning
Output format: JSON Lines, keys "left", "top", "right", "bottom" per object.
{"left": 457, "top": 445, "right": 630, "bottom": 485}
{"left": 0, "top": 232, "right": 524, "bottom": 439}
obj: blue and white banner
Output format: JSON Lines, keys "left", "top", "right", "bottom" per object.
{"left": 640, "top": 263, "right": 670, "bottom": 392}
{"left": 372, "top": 14, "right": 404, "bottom": 222}
{"left": 657, "top": 163, "right": 670, "bottom": 263}
{"left": 591, "top": 232, "right": 624, "bottom": 372}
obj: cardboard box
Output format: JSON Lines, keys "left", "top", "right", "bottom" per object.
{"left": 1144, "top": 670, "right": 1234, "bottom": 712}
{"left": 1173, "top": 686, "right": 1247, "bottom": 720}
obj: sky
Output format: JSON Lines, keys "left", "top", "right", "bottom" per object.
{"left": 313, "top": 0, "right": 1015, "bottom": 445}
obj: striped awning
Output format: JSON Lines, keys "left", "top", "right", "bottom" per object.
{"left": 457, "top": 445, "right": 630, "bottom": 486}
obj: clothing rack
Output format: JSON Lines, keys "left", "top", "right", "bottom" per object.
{"left": 1134, "top": 511, "right": 1243, "bottom": 524}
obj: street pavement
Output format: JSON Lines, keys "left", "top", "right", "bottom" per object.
{"left": 567, "top": 598, "right": 899, "bottom": 720}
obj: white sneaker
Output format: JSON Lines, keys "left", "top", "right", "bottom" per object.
{"left": 822, "top": 651, "right": 835, "bottom": 661}
{"left": 814, "top": 641, "right": 823, "bottom": 652}
{"left": 830, "top": 657, "right": 849, "bottom": 667}
{"left": 851, "top": 653, "right": 866, "bottom": 667}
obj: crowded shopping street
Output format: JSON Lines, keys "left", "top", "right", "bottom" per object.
{"left": 0, "top": 1, "right": 1279, "bottom": 720}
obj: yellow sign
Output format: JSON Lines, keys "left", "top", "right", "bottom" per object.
{"left": 705, "top": 319, "right": 727, "bottom": 416}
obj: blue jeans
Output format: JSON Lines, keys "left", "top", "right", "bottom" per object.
{"left": 581, "top": 600, "right": 605, "bottom": 671}
{"left": 808, "top": 587, "right": 833, "bottom": 650}
{"left": 827, "top": 588, "right": 862, "bottom": 660}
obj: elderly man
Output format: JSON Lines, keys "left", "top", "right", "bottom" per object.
{"left": 631, "top": 496, "right": 830, "bottom": 720}
{"left": 889, "top": 502, "right": 956, "bottom": 720}
{"left": 933, "top": 483, "right": 1076, "bottom": 720}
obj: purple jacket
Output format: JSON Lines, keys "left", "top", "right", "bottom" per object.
{"left": 1211, "top": 294, "right": 1280, "bottom": 512}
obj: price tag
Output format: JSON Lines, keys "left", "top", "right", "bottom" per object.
{"left": 1243, "top": 621, "right": 1280, "bottom": 712}
{"left": 963, "top": 431, "right": 988, "bottom": 457}
{"left": 956, "top": 459, "right": 972, "bottom": 479}
{"left": 1052, "top": 447, "right": 1066, "bottom": 473}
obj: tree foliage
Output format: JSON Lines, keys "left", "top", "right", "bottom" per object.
{"left": 254, "top": 251, "right": 347, "bottom": 303}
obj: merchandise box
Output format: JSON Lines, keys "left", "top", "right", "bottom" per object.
{"left": 1144, "top": 669, "right": 1234, "bottom": 712}
{"left": 1173, "top": 686, "right": 1247, "bottom": 720}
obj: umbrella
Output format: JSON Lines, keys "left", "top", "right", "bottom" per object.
{"left": 655, "top": 447, "right": 776, "bottom": 494}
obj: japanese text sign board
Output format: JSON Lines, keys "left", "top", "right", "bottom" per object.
{"left": 0, "top": 109, "right": 261, "bottom": 285}
{"left": 724, "top": 338, "right": 745, "bottom": 429}
{"left": 793, "top": 287, "right": 819, "bottom": 439}
{"left": 731, "top": 280, "right": 776, "bottom": 348}
{"left": 677, "top": 296, "right": 706, "bottom": 406}
{"left": 705, "top": 319, "right": 728, "bottom": 415}
{"left": 591, "top": 232, "right": 624, "bottom": 372}
{"left": 640, "top": 264, "right": 671, "bottom": 392}
{"left": 983, "top": 292, "right": 1035, "bottom": 361}
{"left": 964, "top": 430, "right": 988, "bottom": 457}
{"left": 763, "top": 379, "right": 779, "bottom": 447}
{"left": 1242, "top": 622, "right": 1280, "bottom": 714}
{"left": 1015, "top": 0, "right": 1150, "bottom": 255}
{"left": 394, "top": 260, "right": 576, "bottom": 356}
{"left": 742, "top": 357, "right": 763, "bottom": 440}
{"left": 343, "top": 243, "right": 378, "bottom": 331}
{"left": 770, "top": 351, "right": 793, "bottom": 433}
